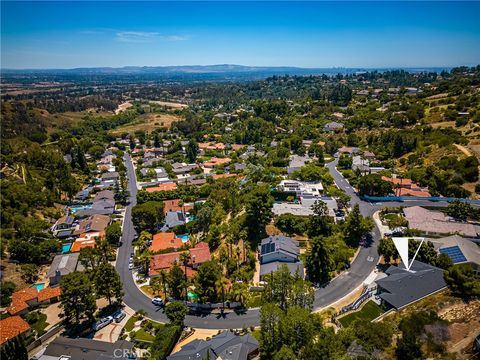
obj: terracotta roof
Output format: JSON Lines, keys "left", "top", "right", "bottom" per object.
{"left": 231, "top": 144, "right": 246, "bottom": 151}
{"left": 211, "top": 173, "right": 237, "bottom": 180}
{"left": 397, "top": 188, "right": 431, "bottom": 197}
{"left": 70, "top": 239, "right": 97, "bottom": 252}
{"left": 163, "top": 199, "right": 194, "bottom": 213}
{"left": 0, "top": 316, "right": 30, "bottom": 345}
{"left": 203, "top": 157, "right": 232, "bottom": 168}
{"left": 151, "top": 232, "right": 185, "bottom": 252}
{"left": 318, "top": 141, "right": 326, "bottom": 146}
{"left": 7, "top": 288, "right": 38, "bottom": 315}
{"left": 381, "top": 176, "right": 413, "bottom": 187}
{"left": 145, "top": 182, "right": 178, "bottom": 192}
{"left": 38, "top": 287, "right": 61, "bottom": 302}
{"left": 189, "top": 242, "right": 211, "bottom": 266}
{"left": 198, "top": 142, "right": 225, "bottom": 150}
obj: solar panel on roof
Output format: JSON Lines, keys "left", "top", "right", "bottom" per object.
{"left": 439, "top": 246, "right": 467, "bottom": 263}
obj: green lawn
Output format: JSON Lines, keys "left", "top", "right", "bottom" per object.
{"left": 338, "top": 301, "right": 384, "bottom": 328}
{"left": 133, "top": 328, "right": 156, "bottom": 342}
{"left": 124, "top": 315, "right": 139, "bottom": 332}
{"left": 26, "top": 312, "right": 49, "bottom": 336}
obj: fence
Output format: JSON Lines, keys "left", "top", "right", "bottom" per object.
{"left": 27, "top": 324, "right": 63, "bottom": 352}
{"left": 362, "top": 195, "right": 480, "bottom": 205}
{"left": 331, "top": 286, "right": 377, "bottom": 328}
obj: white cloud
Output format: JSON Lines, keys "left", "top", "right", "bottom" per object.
{"left": 115, "top": 31, "right": 189, "bottom": 43}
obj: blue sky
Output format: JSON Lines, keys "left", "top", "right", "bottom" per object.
{"left": 1, "top": 1, "right": 480, "bottom": 69}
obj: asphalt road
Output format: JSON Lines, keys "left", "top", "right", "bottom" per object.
{"left": 117, "top": 154, "right": 454, "bottom": 329}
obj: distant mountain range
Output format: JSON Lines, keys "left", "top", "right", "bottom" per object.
{"left": 1, "top": 64, "right": 450, "bottom": 76}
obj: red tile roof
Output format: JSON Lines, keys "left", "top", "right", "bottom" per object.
{"left": 145, "top": 183, "right": 178, "bottom": 193}
{"left": 38, "top": 287, "right": 61, "bottom": 302}
{"left": 70, "top": 238, "right": 97, "bottom": 252}
{"left": 381, "top": 176, "right": 413, "bottom": 187}
{"left": 189, "top": 242, "right": 211, "bottom": 266}
{"left": 0, "top": 316, "right": 30, "bottom": 345}
{"left": 396, "top": 188, "right": 431, "bottom": 197}
{"left": 198, "top": 142, "right": 226, "bottom": 150}
{"left": 163, "top": 199, "right": 194, "bottom": 213}
{"left": 231, "top": 144, "right": 246, "bottom": 151}
{"left": 151, "top": 232, "right": 185, "bottom": 252}
{"left": 6, "top": 288, "right": 38, "bottom": 315}
{"left": 203, "top": 157, "right": 231, "bottom": 168}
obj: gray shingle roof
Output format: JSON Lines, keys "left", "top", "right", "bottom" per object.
{"left": 377, "top": 261, "right": 447, "bottom": 310}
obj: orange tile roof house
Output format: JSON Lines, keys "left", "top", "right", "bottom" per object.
{"left": 151, "top": 232, "right": 185, "bottom": 252}
{"left": 6, "top": 287, "right": 61, "bottom": 316}
{"left": 381, "top": 176, "right": 431, "bottom": 197}
{"left": 0, "top": 316, "right": 31, "bottom": 345}
{"left": 203, "top": 157, "right": 232, "bottom": 168}
{"left": 145, "top": 182, "right": 178, "bottom": 193}
{"left": 198, "top": 142, "right": 226, "bottom": 150}
{"left": 163, "top": 199, "right": 194, "bottom": 213}
{"left": 149, "top": 242, "right": 211, "bottom": 277}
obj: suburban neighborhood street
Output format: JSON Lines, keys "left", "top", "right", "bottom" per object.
{"left": 117, "top": 155, "right": 455, "bottom": 329}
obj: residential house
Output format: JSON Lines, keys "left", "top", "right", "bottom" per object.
{"left": 356, "top": 89, "right": 369, "bottom": 96}
{"left": 163, "top": 199, "right": 194, "bottom": 214}
{"left": 337, "top": 146, "right": 360, "bottom": 156}
{"left": 287, "top": 155, "right": 310, "bottom": 174}
{"left": 431, "top": 235, "right": 480, "bottom": 274}
{"left": 203, "top": 157, "right": 232, "bottom": 169}
{"left": 51, "top": 215, "right": 75, "bottom": 238}
{"left": 376, "top": 261, "right": 446, "bottom": 310}
{"left": 167, "top": 331, "right": 259, "bottom": 360}
{"left": 324, "top": 121, "right": 344, "bottom": 132}
{"left": 161, "top": 211, "right": 187, "bottom": 231}
{"left": 34, "top": 337, "right": 135, "bottom": 360}
{"left": 151, "top": 232, "right": 185, "bottom": 252}
{"left": 171, "top": 163, "right": 198, "bottom": 176}
{"left": 93, "top": 190, "right": 114, "bottom": 203}
{"left": 144, "top": 182, "right": 178, "bottom": 193}
{"left": 0, "top": 316, "right": 31, "bottom": 346}
{"left": 6, "top": 287, "right": 61, "bottom": 316}
{"left": 47, "top": 253, "right": 84, "bottom": 286}
{"left": 381, "top": 176, "right": 431, "bottom": 197}
{"left": 73, "top": 214, "right": 110, "bottom": 236}
{"left": 101, "top": 171, "right": 119, "bottom": 182}
{"left": 403, "top": 206, "right": 480, "bottom": 238}
{"left": 149, "top": 242, "right": 211, "bottom": 277}
{"left": 198, "top": 142, "right": 226, "bottom": 151}
{"left": 258, "top": 236, "right": 304, "bottom": 279}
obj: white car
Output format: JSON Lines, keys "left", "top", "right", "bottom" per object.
{"left": 93, "top": 316, "right": 113, "bottom": 331}
{"left": 152, "top": 297, "right": 164, "bottom": 306}
{"left": 128, "top": 263, "right": 134, "bottom": 270}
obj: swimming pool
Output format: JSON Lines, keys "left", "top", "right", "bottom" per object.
{"left": 69, "top": 204, "right": 92, "bottom": 214}
{"left": 32, "top": 283, "right": 45, "bottom": 291}
{"left": 178, "top": 234, "right": 189, "bottom": 243}
{"left": 62, "top": 243, "right": 72, "bottom": 254}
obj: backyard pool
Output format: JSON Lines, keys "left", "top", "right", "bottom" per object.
{"left": 178, "top": 234, "right": 189, "bottom": 243}
{"left": 68, "top": 204, "right": 92, "bottom": 214}
{"left": 62, "top": 243, "right": 72, "bottom": 254}
{"left": 32, "top": 283, "right": 45, "bottom": 291}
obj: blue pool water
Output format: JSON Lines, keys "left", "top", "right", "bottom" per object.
{"left": 69, "top": 204, "right": 92, "bottom": 214}
{"left": 62, "top": 243, "right": 72, "bottom": 254}
{"left": 32, "top": 283, "right": 45, "bottom": 291}
{"left": 178, "top": 234, "right": 189, "bottom": 243}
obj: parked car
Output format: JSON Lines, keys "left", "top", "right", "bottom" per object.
{"left": 113, "top": 310, "right": 126, "bottom": 323}
{"left": 152, "top": 297, "right": 164, "bottom": 306}
{"left": 93, "top": 316, "right": 113, "bottom": 331}
{"left": 128, "top": 263, "right": 134, "bottom": 270}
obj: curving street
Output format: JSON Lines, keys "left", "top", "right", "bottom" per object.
{"left": 117, "top": 154, "right": 452, "bottom": 329}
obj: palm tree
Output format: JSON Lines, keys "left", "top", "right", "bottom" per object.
{"left": 180, "top": 252, "right": 190, "bottom": 301}
{"left": 231, "top": 282, "right": 248, "bottom": 305}
{"left": 150, "top": 276, "right": 161, "bottom": 296}
{"left": 158, "top": 269, "right": 169, "bottom": 300}
{"left": 137, "top": 249, "right": 152, "bottom": 275}
{"left": 96, "top": 238, "right": 114, "bottom": 264}
{"left": 216, "top": 276, "right": 230, "bottom": 314}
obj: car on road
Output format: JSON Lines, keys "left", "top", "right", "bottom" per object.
{"left": 93, "top": 316, "right": 113, "bottom": 331}
{"left": 152, "top": 297, "right": 164, "bottom": 306}
{"left": 113, "top": 310, "right": 126, "bottom": 323}
{"left": 128, "top": 263, "right": 134, "bottom": 270}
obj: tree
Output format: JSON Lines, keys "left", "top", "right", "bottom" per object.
{"left": 96, "top": 238, "right": 115, "bottom": 264}
{"left": 444, "top": 263, "right": 480, "bottom": 299}
{"left": 0, "top": 335, "right": 28, "bottom": 360}
{"left": 20, "top": 264, "right": 39, "bottom": 283}
{"left": 59, "top": 272, "right": 97, "bottom": 328}
{"left": 244, "top": 185, "right": 274, "bottom": 243}
{"left": 195, "top": 260, "right": 221, "bottom": 302}
{"left": 305, "top": 236, "right": 335, "bottom": 285}
{"left": 338, "top": 154, "right": 352, "bottom": 169}
{"left": 329, "top": 84, "right": 352, "bottom": 106}
{"left": 278, "top": 306, "right": 315, "bottom": 354}
{"left": 273, "top": 345, "right": 296, "bottom": 360}
{"left": 79, "top": 246, "right": 100, "bottom": 271}
{"left": 343, "top": 204, "right": 373, "bottom": 247}
{"left": 307, "top": 200, "right": 333, "bottom": 237}
{"left": 180, "top": 251, "right": 190, "bottom": 301}
{"left": 446, "top": 200, "right": 471, "bottom": 221}
{"left": 94, "top": 263, "right": 123, "bottom": 305}
{"left": 0, "top": 281, "right": 16, "bottom": 306}
{"left": 132, "top": 201, "right": 165, "bottom": 233}
{"left": 436, "top": 253, "right": 453, "bottom": 270}
{"left": 136, "top": 249, "right": 152, "bottom": 275}
{"left": 259, "top": 303, "right": 283, "bottom": 359}
{"left": 168, "top": 264, "right": 185, "bottom": 300}
{"left": 165, "top": 301, "right": 188, "bottom": 326}
{"left": 185, "top": 140, "right": 199, "bottom": 163}
{"left": 105, "top": 222, "right": 122, "bottom": 245}
{"left": 378, "top": 237, "right": 395, "bottom": 263}
{"left": 358, "top": 174, "right": 393, "bottom": 197}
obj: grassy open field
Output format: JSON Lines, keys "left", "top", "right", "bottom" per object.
{"left": 110, "top": 113, "right": 181, "bottom": 135}
{"left": 149, "top": 100, "right": 188, "bottom": 109}
{"left": 338, "top": 300, "right": 384, "bottom": 327}
{"left": 36, "top": 109, "right": 113, "bottom": 133}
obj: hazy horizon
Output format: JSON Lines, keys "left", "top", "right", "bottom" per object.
{"left": 2, "top": 1, "right": 479, "bottom": 69}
